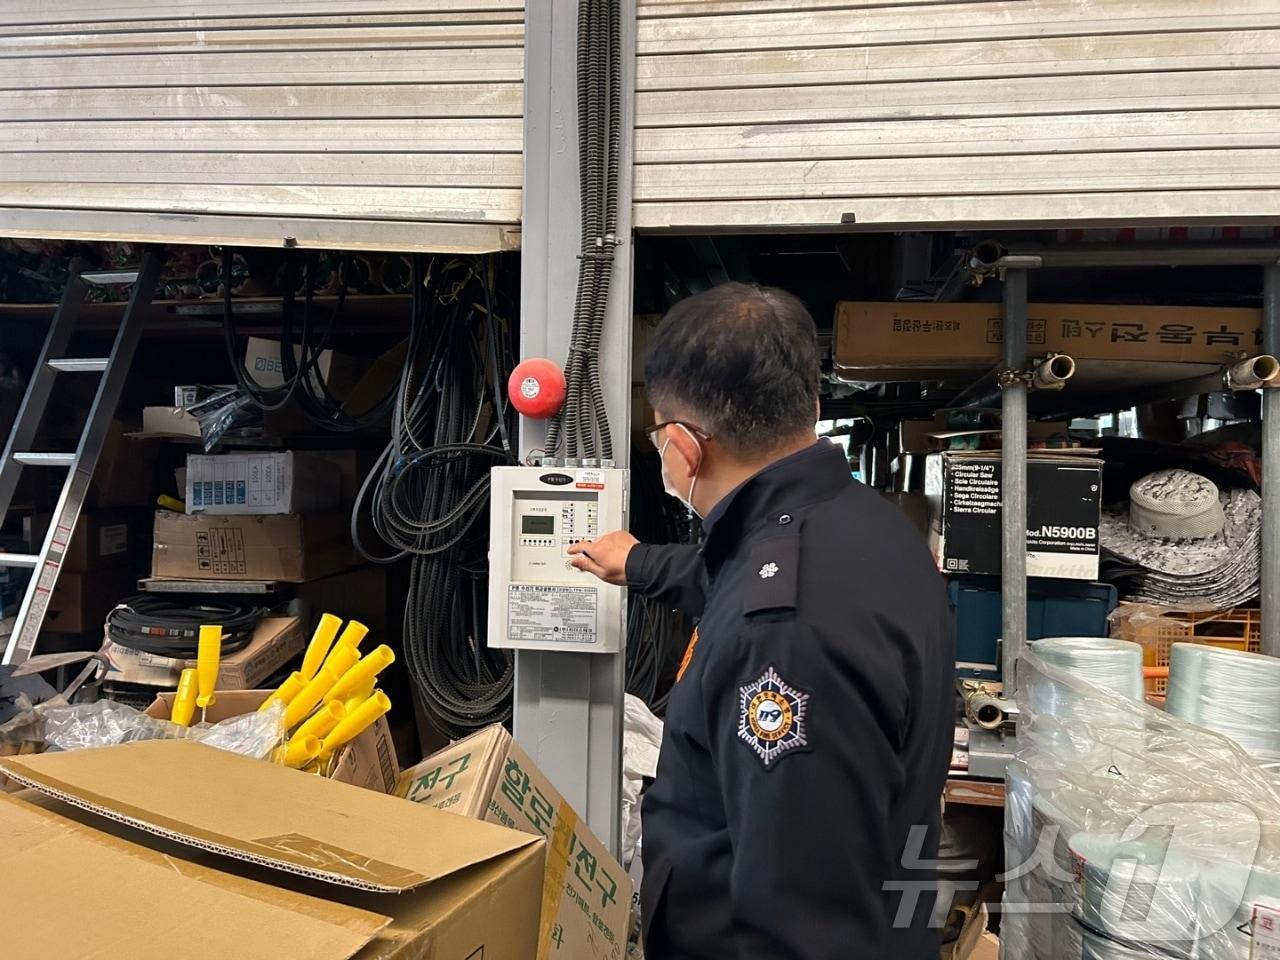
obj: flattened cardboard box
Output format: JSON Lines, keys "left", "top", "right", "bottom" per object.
{"left": 0, "top": 739, "right": 545, "bottom": 960}
{"left": 143, "top": 689, "right": 400, "bottom": 795}
{"left": 152, "top": 510, "right": 354, "bottom": 583}
{"left": 925, "top": 451, "right": 1103, "bottom": 580}
{"left": 398, "top": 724, "right": 631, "bottom": 960}
{"left": 835, "top": 301, "right": 1265, "bottom": 380}
{"left": 106, "top": 616, "right": 304, "bottom": 689}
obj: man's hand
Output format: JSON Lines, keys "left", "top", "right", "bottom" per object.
{"left": 567, "top": 530, "right": 638, "bottom": 586}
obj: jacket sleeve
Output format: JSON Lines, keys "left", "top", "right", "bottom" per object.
{"left": 699, "top": 618, "right": 910, "bottom": 960}
{"left": 625, "top": 542, "right": 707, "bottom": 618}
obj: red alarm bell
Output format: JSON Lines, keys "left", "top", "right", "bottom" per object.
{"left": 508, "top": 358, "right": 566, "bottom": 420}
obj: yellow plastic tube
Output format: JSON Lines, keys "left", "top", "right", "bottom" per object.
{"left": 170, "top": 668, "right": 198, "bottom": 727}
{"left": 326, "top": 645, "right": 395, "bottom": 704}
{"left": 301, "top": 613, "right": 343, "bottom": 680}
{"left": 294, "top": 699, "right": 346, "bottom": 742}
{"left": 258, "top": 671, "right": 306, "bottom": 712}
{"left": 195, "top": 625, "right": 221, "bottom": 718}
{"left": 319, "top": 691, "right": 391, "bottom": 760}
{"left": 284, "top": 667, "right": 340, "bottom": 729}
{"left": 283, "top": 734, "right": 322, "bottom": 769}
{"left": 319, "top": 641, "right": 360, "bottom": 682}
{"left": 343, "top": 681, "right": 376, "bottom": 714}
{"left": 334, "top": 619, "right": 369, "bottom": 653}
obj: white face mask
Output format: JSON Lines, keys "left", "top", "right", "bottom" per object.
{"left": 659, "top": 425, "right": 701, "bottom": 517}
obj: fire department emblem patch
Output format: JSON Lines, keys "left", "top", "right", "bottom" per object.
{"left": 737, "top": 667, "right": 809, "bottom": 768}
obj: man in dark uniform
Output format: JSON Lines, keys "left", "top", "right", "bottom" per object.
{"left": 569, "top": 283, "right": 953, "bottom": 960}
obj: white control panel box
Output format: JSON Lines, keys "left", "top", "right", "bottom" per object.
{"left": 488, "top": 466, "right": 628, "bottom": 654}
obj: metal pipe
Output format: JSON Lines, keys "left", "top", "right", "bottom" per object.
{"left": 1031, "top": 353, "right": 1076, "bottom": 392}
{"left": 975, "top": 241, "right": 1280, "bottom": 270}
{"left": 1263, "top": 264, "right": 1280, "bottom": 658}
{"left": 1225, "top": 354, "right": 1280, "bottom": 391}
{"left": 1001, "top": 268, "right": 1030, "bottom": 696}
{"left": 961, "top": 682, "right": 1010, "bottom": 731}
{"left": 955, "top": 352, "right": 1074, "bottom": 410}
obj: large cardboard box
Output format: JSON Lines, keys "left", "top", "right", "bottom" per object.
{"left": 0, "top": 739, "right": 544, "bottom": 959}
{"left": 26, "top": 507, "right": 147, "bottom": 574}
{"left": 397, "top": 725, "right": 631, "bottom": 960}
{"left": 926, "top": 451, "right": 1103, "bottom": 580}
{"left": 143, "top": 689, "right": 399, "bottom": 794}
{"left": 835, "top": 301, "right": 1264, "bottom": 380}
{"left": 43, "top": 570, "right": 135, "bottom": 634}
{"left": 152, "top": 511, "right": 354, "bottom": 583}
{"left": 187, "top": 451, "right": 342, "bottom": 515}
{"left": 106, "top": 616, "right": 305, "bottom": 689}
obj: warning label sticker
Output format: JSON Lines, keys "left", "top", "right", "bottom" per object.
{"left": 507, "top": 584, "right": 598, "bottom": 645}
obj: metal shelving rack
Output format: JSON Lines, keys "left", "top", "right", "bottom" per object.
{"left": 990, "top": 246, "right": 1280, "bottom": 704}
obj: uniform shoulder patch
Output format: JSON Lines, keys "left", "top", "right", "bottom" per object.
{"left": 743, "top": 535, "right": 799, "bottom": 616}
{"left": 737, "top": 666, "right": 810, "bottom": 769}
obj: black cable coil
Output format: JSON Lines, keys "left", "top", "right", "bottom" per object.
{"left": 351, "top": 255, "right": 517, "bottom": 739}
{"left": 221, "top": 249, "right": 399, "bottom": 432}
{"left": 106, "top": 595, "right": 266, "bottom": 659}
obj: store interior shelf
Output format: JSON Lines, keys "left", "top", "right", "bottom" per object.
{"left": 0, "top": 294, "right": 414, "bottom": 335}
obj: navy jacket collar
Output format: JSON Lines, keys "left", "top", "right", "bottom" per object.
{"left": 700, "top": 440, "right": 851, "bottom": 572}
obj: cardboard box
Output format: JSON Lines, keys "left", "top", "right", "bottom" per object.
{"left": 0, "top": 739, "right": 544, "bottom": 959}
{"left": 144, "top": 689, "right": 399, "bottom": 795}
{"left": 926, "top": 451, "right": 1102, "bottom": 580}
{"left": 835, "top": 301, "right": 1265, "bottom": 380}
{"left": 398, "top": 724, "right": 631, "bottom": 960}
{"left": 245, "top": 335, "right": 352, "bottom": 391}
{"left": 105, "top": 616, "right": 305, "bottom": 689}
{"left": 44, "top": 570, "right": 135, "bottom": 634}
{"left": 90, "top": 420, "right": 159, "bottom": 508}
{"left": 152, "top": 511, "right": 354, "bottom": 583}
{"left": 141, "top": 404, "right": 201, "bottom": 438}
{"left": 186, "top": 451, "right": 342, "bottom": 515}
{"left": 25, "top": 508, "right": 146, "bottom": 574}
{"left": 245, "top": 337, "right": 401, "bottom": 438}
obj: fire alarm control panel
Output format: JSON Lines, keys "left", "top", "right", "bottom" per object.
{"left": 488, "top": 466, "right": 628, "bottom": 654}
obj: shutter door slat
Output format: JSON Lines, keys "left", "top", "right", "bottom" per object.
{"left": 0, "top": 2, "right": 523, "bottom": 251}
{"left": 636, "top": 1, "right": 1280, "bottom": 230}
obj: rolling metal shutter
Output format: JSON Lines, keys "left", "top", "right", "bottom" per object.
{"left": 0, "top": 1, "right": 523, "bottom": 252}
{"left": 634, "top": 0, "right": 1280, "bottom": 232}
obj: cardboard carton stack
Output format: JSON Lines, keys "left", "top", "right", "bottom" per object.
{"left": 152, "top": 451, "right": 354, "bottom": 583}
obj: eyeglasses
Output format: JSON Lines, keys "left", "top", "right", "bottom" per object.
{"left": 644, "top": 420, "right": 712, "bottom": 450}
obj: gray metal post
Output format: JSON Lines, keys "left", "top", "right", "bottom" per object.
{"left": 515, "top": 0, "right": 635, "bottom": 856}
{"left": 1263, "top": 262, "right": 1280, "bottom": 658}
{"left": 1000, "top": 266, "right": 1029, "bottom": 694}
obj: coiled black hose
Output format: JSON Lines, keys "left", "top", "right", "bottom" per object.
{"left": 351, "top": 255, "right": 517, "bottom": 739}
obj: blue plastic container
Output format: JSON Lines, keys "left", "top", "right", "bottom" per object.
{"left": 949, "top": 576, "right": 1118, "bottom": 680}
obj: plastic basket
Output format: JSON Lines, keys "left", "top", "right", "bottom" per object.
{"left": 1109, "top": 604, "right": 1261, "bottom": 696}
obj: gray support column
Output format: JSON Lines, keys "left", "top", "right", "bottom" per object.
{"left": 516, "top": 0, "right": 636, "bottom": 856}
{"left": 1263, "top": 263, "right": 1280, "bottom": 658}
{"left": 1000, "top": 267, "right": 1029, "bottom": 694}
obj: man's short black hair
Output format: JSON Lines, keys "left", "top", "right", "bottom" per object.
{"left": 644, "top": 282, "right": 819, "bottom": 458}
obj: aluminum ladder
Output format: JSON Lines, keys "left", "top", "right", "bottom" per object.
{"left": 0, "top": 253, "right": 162, "bottom": 665}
